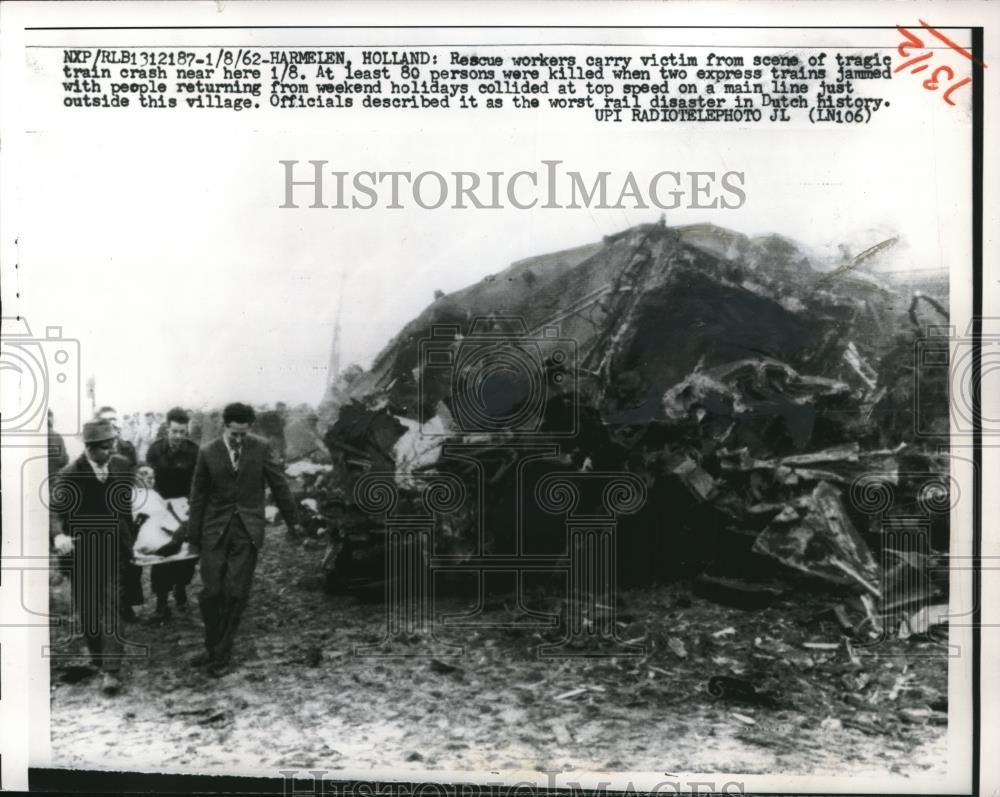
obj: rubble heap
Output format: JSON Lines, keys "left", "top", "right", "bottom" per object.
{"left": 313, "top": 221, "right": 950, "bottom": 635}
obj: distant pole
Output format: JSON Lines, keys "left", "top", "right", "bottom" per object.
{"left": 86, "top": 375, "right": 96, "bottom": 417}
{"left": 326, "top": 272, "right": 346, "bottom": 389}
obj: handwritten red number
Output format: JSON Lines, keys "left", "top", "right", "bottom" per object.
{"left": 895, "top": 52, "right": 933, "bottom": 73}
{"left": 923, "top": 64, "right": 954, "bottom": 91}
{"left": 942, "top": 77, "right": 972, "bottom": 106}
{"left": 897, "top": 22, "right": 984, "bottom": 107}
{"left": 896, "top": 25, "right": 925, "bottom": 58}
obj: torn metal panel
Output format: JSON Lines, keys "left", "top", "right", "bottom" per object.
{"left": 753, "top": 481, "right": 881, "bottom": 596}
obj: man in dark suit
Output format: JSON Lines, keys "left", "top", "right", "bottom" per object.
{"left": 187, "top": 402, "right": 301, "bottom": 676}
{"left": 50, "top": 419, "right": 134, "bottom": 695}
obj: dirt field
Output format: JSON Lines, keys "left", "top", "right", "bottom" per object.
{"left": 49, "top": 525, "right": 948, "bottom": 780}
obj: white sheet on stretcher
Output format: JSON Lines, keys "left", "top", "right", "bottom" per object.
{"left": 131, "top": 488, "right": 199, "bottom": 563}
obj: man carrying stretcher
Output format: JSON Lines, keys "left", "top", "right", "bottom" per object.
{"left": 134, "top": 407, "right": 200, "bottom": 621}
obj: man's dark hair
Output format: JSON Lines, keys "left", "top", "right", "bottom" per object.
{"left": 96, "top": 405, "right": 116, "bottom": 416}
{"left": 166, "top": 407, "right": 190, "bottom": 425}
{"left": 222, "top": 402, "right": 256, "bottom": 426}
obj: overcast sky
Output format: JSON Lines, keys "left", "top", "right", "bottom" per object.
{"left": 5, "top": 27, "right": 971, "bottom": 429}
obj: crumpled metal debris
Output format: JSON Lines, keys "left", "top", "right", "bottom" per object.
{"left": 308, "top": 222, "right": 949, "bottom": 621}
{"left": 753, "top": 481, "right": 881, "bottom": 597}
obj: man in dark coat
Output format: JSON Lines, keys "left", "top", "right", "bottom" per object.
{"left": 186, "top": 402, "right": 301, "bottom": 676}
{"left": 50, "top": 419, "right": 134, "bottom": 695}
{"left": 145, "top": 406, "right": 200, "bottom": 621}
{"left": 95, "top": 405, "right": 141, "bottom": 616}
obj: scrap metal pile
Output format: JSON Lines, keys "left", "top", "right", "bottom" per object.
{"left": 307, "top": 221, "right": 951, "bottom": 637}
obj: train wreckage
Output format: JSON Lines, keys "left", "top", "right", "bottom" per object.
{"left": 289, "top": 220, "right": 950, "bottom": 641}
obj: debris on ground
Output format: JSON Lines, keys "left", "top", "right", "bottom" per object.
{"left": 49, "top": 528, "right": 949, "bottom": 774}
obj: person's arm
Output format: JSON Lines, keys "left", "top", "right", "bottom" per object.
{"left": 262, "top": 443, "right": 300, "bottom": 531}
{"left": 187, "top": 448, "right": 210, "bottom": 546}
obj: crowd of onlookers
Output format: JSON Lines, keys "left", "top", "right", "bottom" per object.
{"left": 120, "top": 410, "right": 172, "bottom": 461}
{"left": 114, "top": 409, "right": 235, "bottom": 459}
{"left": 47, "top": 401, "right": 329, "bottom": 476}
{"left": 107, "top": 407, "right": 217, "bottom": 455}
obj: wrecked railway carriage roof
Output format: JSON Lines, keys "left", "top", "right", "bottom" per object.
{"left": 343, "top": 221, "right": 911, "bottom": 430}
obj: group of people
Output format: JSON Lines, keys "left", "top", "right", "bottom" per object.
{"left": 49, "top": 402, "right": 302, "bottom": 695}
{"left": 116, "top": 409, "right": 179, "bottom": 462}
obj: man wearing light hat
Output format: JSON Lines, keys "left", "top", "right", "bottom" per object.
{"left": 50, "top": 419, "right": 136, "bottom": 695}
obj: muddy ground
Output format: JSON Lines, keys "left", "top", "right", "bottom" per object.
{"left": 49, "top": 525, "right": 948, "bottom": 780}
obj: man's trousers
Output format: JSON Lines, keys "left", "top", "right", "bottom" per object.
{"left": 198, "top": 516, "right": 258, "bottom": 665}
{"left": 67, "top": 531, "right": 125, "bottom": 673}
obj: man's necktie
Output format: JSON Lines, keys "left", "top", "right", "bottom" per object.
{"left": 232, "top": 444, "right": 241, "bottom": 470}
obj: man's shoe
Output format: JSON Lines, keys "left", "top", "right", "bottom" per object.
{"left": 120, "top": 606, "right": 137, "bottom": 623}
{"left": 60, "top": 663, "right": 99, "bottom": 684}
{"left": 148, "top": 605, "right": 171, "bottom": 624}
{"left": 100, "top": 672, "right": 122, "bottom": 696}
{"left": 189, "top": 650, "right": 214, "bottom": 667}
{"left": 207, "top": 660, "right": 233, "bottom": 678}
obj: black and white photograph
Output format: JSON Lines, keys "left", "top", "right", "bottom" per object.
{"left": 0, "top": 2, "right": 997, "bottom": 794}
